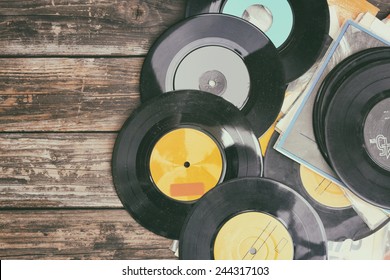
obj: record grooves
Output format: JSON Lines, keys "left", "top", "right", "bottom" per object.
{"left": 313, "top": 47, "right": 390, "bottom": 209}
{"left": 140, "top": 14, "right": 285, "bottom": 137}
{"left": 112, "top": 90, "right": 263, "bottom": 239}
{"left": 185, "top": 0, "right": 330, "bottom": 82}
{"left": 313, "top": 47, "right": 390, "bottom": 165}
{"left": 179, "top": 178, "right": 327, "bottom": 260}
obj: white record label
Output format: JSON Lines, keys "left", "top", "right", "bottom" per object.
{"left": 174, "top": 46, "right": 251, "bottom": 109}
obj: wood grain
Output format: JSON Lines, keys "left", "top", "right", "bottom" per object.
{"left": 0, "top": 133, "right": 122, "bottom": 208}
{"left": 0, "top": 209, "right": 176, "bottom": 259}
{"left": 0, "top": 58, "right": 141, "bottom": 132}
{"left": 0, "top": 0, "right": 186, "bottom": 56}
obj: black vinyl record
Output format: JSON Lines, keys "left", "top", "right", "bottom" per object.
{"left": 314, "top": 48, "right": 390, "bottom": 209}
{"left": 324, "top": 66, "right": 390, "bottom": 209}
{"left": 313, "top": 47, "right": 390, "bottom": 165}
{"left": 185, "top": 0, "right": 330, "bottom": 82}
{"left": 179, "top": 178, "right": 327, "bottom": 260}
{"left": 140, "top": 13, "right": 285, "bottom": 137}
{"left": 112, "top": 90, "right": 263, "bottom": 239}
{"left": 264, "top": 132, "right": 390, "bottom": 241}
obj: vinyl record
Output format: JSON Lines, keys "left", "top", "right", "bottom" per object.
{"left": 313, "top": 48, "right": 390, "bottom": 166}
{"left": 112, "top": 90, "right": 263, "bottom": 239}
{"left": 140, "top": 14, "right": 286, "bottom": 137}
{"left": 179, "top": 178, "right": 327, "bottom": 260}
{"left": 264, "top": 132, "right": 389, "bottom": 241}
{"left": 320, "top": 53, "right": 390, "bottom": 209}
{"left": 185, "top": 0, "right": 330, "bottom": 82}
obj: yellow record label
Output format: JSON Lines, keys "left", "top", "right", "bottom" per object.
{"left": 149, "top": 128, "right": 223, "bottom": 202}
{"left": 213, "top": 212, "right": 294, "bottom": 260}
{"left": 299, "top": 165, "right": 351, "bottom": 208}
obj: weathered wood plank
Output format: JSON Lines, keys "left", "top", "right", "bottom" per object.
{"left": 0, "top": 58, "right": 140, "bottom": 132}
{"left": 0, "top": 209, "right": 176, "bottom": 259}
{"left": 0, "top": 0, "right": 186, "bottom": 56}
{"left": 0, "top": 133, "right": 123, "bottom": 208}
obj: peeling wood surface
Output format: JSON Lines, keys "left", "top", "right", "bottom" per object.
{"left": 0, "top": 210, "right": 176, "bottom": 260}
{"left": 0, "top": 133, "right": 122, "bottom": 208}
{"left": 0, "top": 58, "right": 141, "bottom": 132}
{"left": 0, "top": 0, "right": 186, "bottom": 56}
{"left": 0, "top": 0, "right": 186, "bottom": 259}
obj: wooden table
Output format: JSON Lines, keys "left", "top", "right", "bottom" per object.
{"left": 0, "top": 0, "right": 187, "bottom": 260}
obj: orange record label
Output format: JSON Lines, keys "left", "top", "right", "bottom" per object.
{"left": 213, "top": 212, "right": 294, "bottom": 260}
{"left": 170, "top": 183, "right": 205, "bottom": 197}
{"left": 149, "top": 128, "right": 224, "bottom": 202}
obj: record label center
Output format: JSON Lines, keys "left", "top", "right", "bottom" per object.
{"left": 149, "top": 128, "right": 224, "bottom": 202}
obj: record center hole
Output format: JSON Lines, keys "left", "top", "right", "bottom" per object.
{"left": 184, "top": 161, "right": 191, "bottom": 168}
{"left": 242, "top": 4, "right": 273, "bottom": 32}
{"left": 249, "top": 247, "right": 257, "bottom": 256}
{"left": 208, "top": 80, "right": 217, "bottom": 88}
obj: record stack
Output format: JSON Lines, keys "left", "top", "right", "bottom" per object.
{"left": 312, "top": 47, "right": 390, "bottom": 211}
{"left": 112, "top": 0, "right": 390, "bottom": 260}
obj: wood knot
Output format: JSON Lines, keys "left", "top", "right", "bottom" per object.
{"left": 131, "top": 5, "right": 145, "bottom": 20}
{"left": 117, "top": 2, "right": 149, "bottom": 24}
